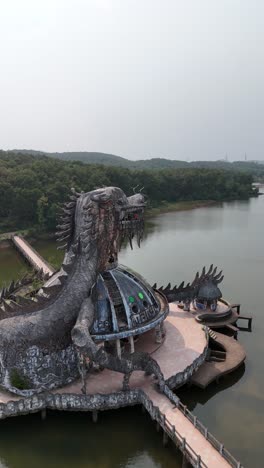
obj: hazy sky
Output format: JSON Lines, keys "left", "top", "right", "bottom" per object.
{"left": 0, "top": 1, "right": 263, "bottom": 160}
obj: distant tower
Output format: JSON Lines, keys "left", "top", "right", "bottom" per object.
{"left": 225, "top": 153, "right": 228, "bottom": 162}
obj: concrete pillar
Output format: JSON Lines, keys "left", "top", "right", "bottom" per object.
{"left": 162, "top": 430, "right": 168, "bottom": 447}
{"left": 155, "top": 325, "right": 162, "bottom": 344}
{"left": 129, "top": 335, "right": 135, "bottom": 353}
{"left": 92, "top": 410, "right": 98, "bottom": 423}
{"left": 116, "top": 339, "right": 122, "bottom": 358}
{"left": 182, "top": 455, "right": 191, "bottom": 468}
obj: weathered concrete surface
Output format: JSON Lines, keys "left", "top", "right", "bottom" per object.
{"left": 190, "top": 331, "right": 246, "bottom": 388}
{"left": 137, "top": 304, "right": 208, "bottom": 382}
{"left": 0, "top": 307, "right": 238, "bottom": 467}
{"left": 0, "top": 382, "right": 231, "bottom": 468}
{"left": 6, "top": 344, "right": 79, "bottom": 397}
{"left": 0, "top": 304, "right": 207, "bottom": 400}
{"left": 53, "top": 303, "right": 208, "bottom": 395}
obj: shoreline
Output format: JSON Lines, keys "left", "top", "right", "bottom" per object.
{"left": 0, "top": 196, "right": 252, "bottom": 243}
{"left": 0, "top": 201, "right": 215, "bottom": 244}
{"left": 146, "top": 199, "right": 217, "bottom": 217}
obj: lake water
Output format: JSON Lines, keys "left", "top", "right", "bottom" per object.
{"left": 0, "top": 196, "right": 264, "bottom": 468}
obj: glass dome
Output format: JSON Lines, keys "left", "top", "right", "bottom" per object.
{"left": 91, "top": 265, "right": 169, "bottom": 341}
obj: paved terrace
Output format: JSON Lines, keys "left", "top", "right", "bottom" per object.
{"left": 12, "top": 235, "right": 54, "bottom": 277}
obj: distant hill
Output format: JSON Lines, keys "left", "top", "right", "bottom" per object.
{"left": 10, "top": 149, "right": 193, "bottom": 169}
{"left": 10, "top": 150, "right": 131, "bottom": 167}
{"left": 10, "top": 149, "right": 264, "bottom": 176}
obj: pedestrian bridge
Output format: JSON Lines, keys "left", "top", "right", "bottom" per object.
{"left": 12, "top": 235, "right": 54, "bottom": 278}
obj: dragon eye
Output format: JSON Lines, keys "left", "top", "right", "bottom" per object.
{"left": 116, "top": 199, "right": 124, "bottom": 205}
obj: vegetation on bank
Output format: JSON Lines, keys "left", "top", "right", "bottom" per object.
{"left": 146, "top": 200, "right": 217, "bottom": 217}
{"left": 0, "top": 151, "right": 256, "bottom": 234}
{"left": 11, "top": 149, "right": 264, "bottom": 179}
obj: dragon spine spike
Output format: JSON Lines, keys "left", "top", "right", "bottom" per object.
{"left": 214, "top": 270, "right": 223, "bottom": 280}
{"left": 61, "top": 208, "right": 74, "bottom": 215}
{"left": 8, "top": 280, "right": 15, "bottom": 293}
{"left": 164, "top": 283, "right": 171, "bottom": 291}
{"left": 59, "top": 215, "right": 72, "bottom": 222}
{"left": 191, "top": 275, "right": 198, "bottom": 287}
{"left": 56, "top": 234, "right": 71, "bottom": 243}
{"left": 216, "top": 274, "right": 224, "bottom": 284}
{"left": 56, "top": 223, "right": 71, "bottom": 230}
{"left": 70, "top": 187, "right": 81, "bottom": 196}
{"left": 57, "top": 243, "right": 68, "bottom": 250}
{"left": 152, "top": 283, "right": 157, "bottom": 290}
{"left": 64, "top": 202, "right": 76, "bottom": 209}
{"left": 55, "top": 230, "right": 71, "bottom": 237}
{"left": 211, "top": 266, "right": 217, "bottom": 277}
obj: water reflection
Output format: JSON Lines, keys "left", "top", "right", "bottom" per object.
{"left": 0, "top": 241, "right": 30, "bottom": 288}
{"left": 0, "top": 408, "right": 181, "bottom": 468}
{"left": 177, "top": 364, "right": 246, "bottom": 411}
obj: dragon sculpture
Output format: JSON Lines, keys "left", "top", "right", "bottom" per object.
{"left": 0, "top": 187, "right": 166, "bottom": 396}
{"left": 153, "top": 264, "right": 228, "bottom": 322}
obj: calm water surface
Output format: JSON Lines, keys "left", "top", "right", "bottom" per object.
{"left": 0, "top": 196, "right": 264, "bottom": 468}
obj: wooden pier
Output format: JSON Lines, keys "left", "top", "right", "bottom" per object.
{"left": 11, "top": 235, "right": 55, "bottom": 278}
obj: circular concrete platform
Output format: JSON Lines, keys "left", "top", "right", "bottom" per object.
{"left": 55, "top": 303, "right": 208, "bottom": 395}
{"left": 0, "top": 304, "right": 208, "bottom": 403}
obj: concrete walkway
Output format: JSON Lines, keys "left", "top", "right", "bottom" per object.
{"left": 12, "top": 235, "right": 54, "bottom": 277}
{"left": 145, "top": 384, "right": 231, "bottom": 468}
{"left": 191, "top": 331, "right": 246, "bottom": 388}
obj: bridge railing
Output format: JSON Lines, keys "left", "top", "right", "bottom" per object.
{"left": 142, "top": 393, "right": 207, "bottom": 467}
{"left": 175, "top": 401, "right": 243, "bottom": 468}
{"left": 153, "top": 404, "right": 207, "bottom": 468}
{"left": 161, "top": 374, "right": 242, "bottom": 467}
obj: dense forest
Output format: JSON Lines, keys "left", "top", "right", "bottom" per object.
{"left": 11, "top": 149, "right": 264, "bottom": 178}
{"left": 0, "top": 150, "right": 256, "bottom": 233}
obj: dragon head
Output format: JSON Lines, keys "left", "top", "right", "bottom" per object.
{"left": 58, "top": 187, "right": 146, "bottom": 272}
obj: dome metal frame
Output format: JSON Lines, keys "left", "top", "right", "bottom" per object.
{"left": 91, "top": 264, "right": 169, "bottom": 341}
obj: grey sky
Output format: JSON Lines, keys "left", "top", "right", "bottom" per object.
{"left": 0, "top": 0, "right": 263, "bottom": 160}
